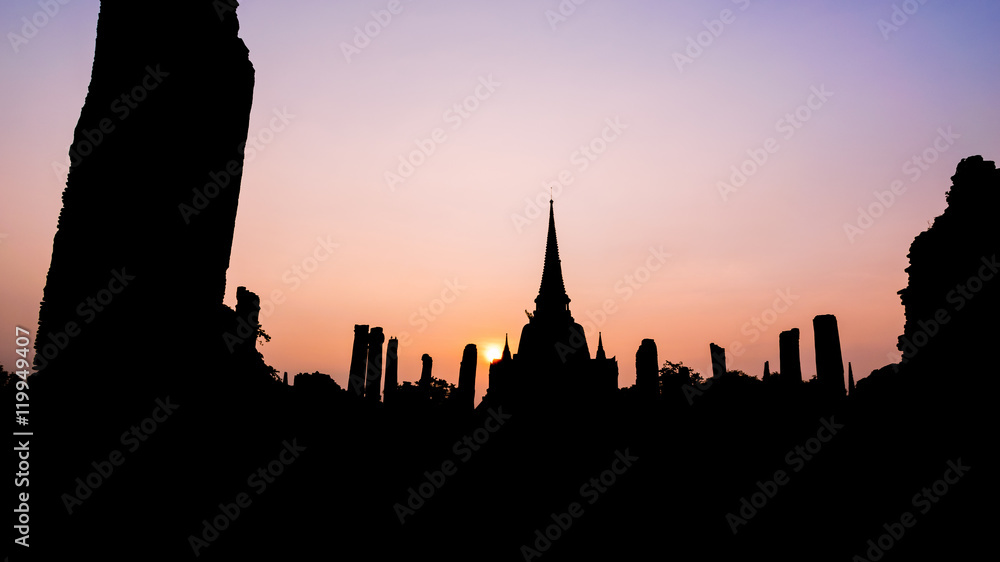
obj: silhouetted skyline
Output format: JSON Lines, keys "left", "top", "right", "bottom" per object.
{"left": 5, "top": 2, "right": 1000, "bottom": 395}
{"left": 3, "top": 4, "right": 998, "bottom": 560}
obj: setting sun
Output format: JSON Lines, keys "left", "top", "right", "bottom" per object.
{"left": 485, "top": 345, "right": 502, "bottom": 363}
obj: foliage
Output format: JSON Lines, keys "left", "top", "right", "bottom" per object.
{"left": 256, "top": 326, "right": 271, "bottom": 345}
{"left": 292, "top": 371, "right": 342, "bottom": 391}
{"left": 659, "top": 359, "right": 703, "bottom": 386}
{"left": 427, "top": 376, "right": 456, "bottom": 404}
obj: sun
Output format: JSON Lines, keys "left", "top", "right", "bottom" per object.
{"left": 485, "top": 345, "right": 502, "bottom": 362}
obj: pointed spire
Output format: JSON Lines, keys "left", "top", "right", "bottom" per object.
{"left": 847, "top": 362, "right": 855, "bottom": 395}
{"left": 535, "top": 199, "right": 570, "bottom": 315}
{"left": 596, "top": 332, "right": 606, "bottom": 360}
{"left": 502, "top": 333, "right": 512, "bottom": 361}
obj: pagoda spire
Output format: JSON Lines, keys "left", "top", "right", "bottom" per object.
{"left": 534, "top": 199, "right": 570, "bottom": 315}
{"left": 502, "top": 333, "right": 512, "bottom": 361}
{"left": 596, "top": 332, "right": 606, "bottom": 360}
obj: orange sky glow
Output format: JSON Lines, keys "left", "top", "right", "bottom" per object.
{"left": 3, "top": 1, "right": 1000, "bottom": 405}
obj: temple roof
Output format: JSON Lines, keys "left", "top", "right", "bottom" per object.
{"left": 534, "top": 200, "right": 571, "bottom": 314}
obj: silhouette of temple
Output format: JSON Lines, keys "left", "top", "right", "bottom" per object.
{"left": 486, "top": 200, "right": 618, "bottom": 408}
{"left": 21, "top": 1, "right": 994, "bottom": 557}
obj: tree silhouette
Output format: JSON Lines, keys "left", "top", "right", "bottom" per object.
{"left": 659, "top": 359, "right": 702, "bottom": 386}
{"left": 428, "top": 376, "right": 457, "bottom": 405}
{"left": 257, "top": 326, "right": 272, "bottom": 346}
{"left": 293, "top": 371, "right": 343, "bottom": 391}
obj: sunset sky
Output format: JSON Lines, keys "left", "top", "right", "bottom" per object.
{"left": 3, "top": 0, "right": 1000, "bottom": 403}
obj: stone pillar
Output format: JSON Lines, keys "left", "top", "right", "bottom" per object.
{"left": 635, "top": 339, "right": 658, "bottom": 398}
{"left": 33, "top": 0, "right": 255, "bottom": 383}
{"left": 762, "top": 361, "right": 771, "bottom": 383}
{"left": 365, "top": 327, "right": 385, "bottom": 403}
{"left": 710, "top": 343, "right": 726, "bottom": 379}
{"left": 779, "top": 328, "right": 802, "bottom": 384}
{"left": 420, "top": 354, "right": 433, "bottom": 388}
{"left": 348, "top": 324, "right": 369, "bottom": 397}
{"left": 384, "top": 337, "right": 399, "bottom": 404}
{"left": 813, "top": 314, "right": 846, "bottom": 396}
{"left": 457, "top": 344, "right": 477, "bottom": 411}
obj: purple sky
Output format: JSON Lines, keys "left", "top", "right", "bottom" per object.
{"left": 3, "top": 0, "right": 1000, "bottom": 402}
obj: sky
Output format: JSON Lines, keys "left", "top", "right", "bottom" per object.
{"left": 2, "top": 0, "right": 1000, "bottom": 404}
